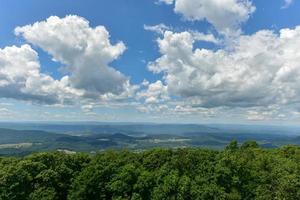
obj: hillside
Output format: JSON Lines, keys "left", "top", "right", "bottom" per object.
{"left": 0, "top": 126, "right": 300, "bottom": 156}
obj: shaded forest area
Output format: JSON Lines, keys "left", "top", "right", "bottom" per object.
{"left": 0, "top": 141, "right": 300, "bottom": 200}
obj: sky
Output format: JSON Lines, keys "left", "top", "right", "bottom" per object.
{"left": 0, "top": 0, "right": 300, "bottom": 124}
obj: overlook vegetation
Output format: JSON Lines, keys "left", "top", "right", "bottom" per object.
{"left": 1, "top": 141, "right": 300, "bottom": 200}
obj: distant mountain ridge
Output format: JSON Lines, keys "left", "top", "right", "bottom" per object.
{"left": 0, "top": 122, "right": 300, "bottom": 136}
{"left": 0, "top": 124, "right": 300, "bottom": 156}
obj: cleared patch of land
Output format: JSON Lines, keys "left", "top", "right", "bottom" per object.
{"left": 0, "top": 143, "right": 33, "bottom": 149}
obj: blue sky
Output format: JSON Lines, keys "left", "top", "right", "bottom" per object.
{"left": 0, "top": 0, "right": 300, "bottom": 124}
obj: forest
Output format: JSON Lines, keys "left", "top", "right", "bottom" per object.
{"left": 0, "top": 141, "right": 300, "bottom": 200}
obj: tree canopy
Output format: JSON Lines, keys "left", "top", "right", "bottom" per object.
{"left": 0, "top": 141, "right": 300, "bottom": 200}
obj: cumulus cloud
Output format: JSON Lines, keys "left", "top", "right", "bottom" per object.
{"left": 15, "top": 15, "right": 131, "bottom": 98}
{"left": 144, "top": 23, "right": 219, "bottom": 43}
{"left": 144, "top": 24, "right": 171, "bottom": 35}
{"left": 160, "top": 0, "right": 255, "bottom": 35}
{"left": 137, "top": 104, "right": 169, "bottom": 114}
{"left": 137, "top": 80, "right": 169, "bottom": 104}
{"left": 148, "top": 26, "right": 300, "bottom": 109}
{"left": 0, "top": 15, "right": 137, "bottom": 106}
{"left": 0, "top": 44, "right": 82, "bottom": 105}
{"left": 189, "top": 31, "right": 220, "bottom": 44}
{"left": 245, "top": 105, "right": 289, "bottom": 121}
{"left": 2, "top": 13, "right": 300, "bottom": 122}
{"left": 173, "top": 105, "right": 216, "bottom": 117}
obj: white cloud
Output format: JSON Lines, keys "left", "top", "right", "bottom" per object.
{"left": 157, "top": 0, "right": 174, "bottom": 5}
{"left": 282, "top": 0, "right": 293, "bottom": 9}
{"left": 144, "top": 24, "right": 171, "bottom": 35}
{"left": 0, "top": 44, "right": 82, "bottom": 105}
{"left": 81, "top": 104, "right": 94, "bottom": 113}
{"left": 160, "top": 0, "right": 255, "bottom": 35}
{"left": 0, "top": 15, "right": 137, "bottom": 106}
{"left": 137, "top": 104, "right": 169, "bottom": 113}
{"left": 2, "top": 13, "right": 300, "bottom": 122}
{"left": 15, "top": 15, "right": 132, "bottom": 98}
{"left": 0, "top": 107, "right": 10, "bottom": 114}
{"left": 137, "top": 80, "right": 169, "bottom": 104}
{"left": 148, "top": 26, "right": 300, "bottom": 109}
{"left": 189, "top": 31, "right": 220, "bottom": 44}
{"left": 144, "top": 23, "right": 219, "bottom": 43}
{"left": 0, "top": 107, "right": 14, "bottom": 119}
{"left": 246, "top": 110, "right": 272, "bottom": 121}
{"left": 245, "top": 106, "right": 289, "bottom": 121}
{"left": 173, "top": 105, "right": 216, "bottom": 117}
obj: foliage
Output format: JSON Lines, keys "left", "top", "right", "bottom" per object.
{"left": 0, "top": 142, "right": 300, "bottom": 200}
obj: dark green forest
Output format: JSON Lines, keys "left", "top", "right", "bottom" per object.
{"left": 1, "top": 141, "right": 300, "bottom": 200}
